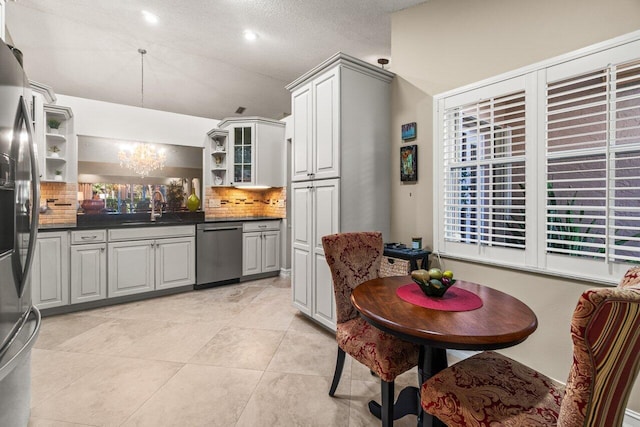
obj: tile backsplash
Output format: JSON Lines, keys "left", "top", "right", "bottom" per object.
{"left": 39, "top": 182, "right": 77, "bottom": 225}
{"left": 205, "top": 187, "right": 286, "bottom": 219}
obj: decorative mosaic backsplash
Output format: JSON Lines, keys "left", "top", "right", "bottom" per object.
{"left": 204, "top": 187, "right": 286, "bottom": 219}
{"left": 38, "top": 182, "right": 78, "bottom": 225}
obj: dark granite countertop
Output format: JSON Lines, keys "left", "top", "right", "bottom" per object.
{"left": 39, "top": 214, "right": 283, "bottom": 231}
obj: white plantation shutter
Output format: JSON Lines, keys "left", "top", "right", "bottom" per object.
{"left": 442, "top": 89, "right": 527, "bottom": 251}
{"left": 435, "top": 35, "right": 640, "bottom": 283}
{"left": 546, "top": 58, "right": 640, "bottom": 262}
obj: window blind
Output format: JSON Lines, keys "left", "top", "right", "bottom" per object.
{"left": 442, "top": 90, "right": 527, "bottom": 250}
{"left": 546, "top": 58, "right": 640, "bottom": 261}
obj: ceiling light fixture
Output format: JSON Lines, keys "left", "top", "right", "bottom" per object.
{"left": 141, "top": 10, "right": 159, "bottom": 24}
{"left": 117, "top": 48, "right": 166, "bottom": 177}
{"left": 118, "top": 143, "right": 167, "bottom": 178}
{"left": 243, "top": 30, "right": 258, "bottom": 41}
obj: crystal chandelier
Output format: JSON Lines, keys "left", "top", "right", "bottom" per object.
{"left": 118, "top": 143, "right": 167, "bottom": 177}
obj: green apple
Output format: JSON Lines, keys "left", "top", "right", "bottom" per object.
{"left": 443, "top": 270, "right": 454, "bottom": 279}
{"left": 428, "top": 268, "right": 443, "bottom": 280}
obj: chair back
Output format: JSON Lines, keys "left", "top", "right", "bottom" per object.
{"left": 618, "top": 266, "right": 640, "bottom": 288}
{"left": 322, "top": 232, "right": 383, "bottom": 324}
{"left": 558, "top": 278, "right": 640, "bottom": 426}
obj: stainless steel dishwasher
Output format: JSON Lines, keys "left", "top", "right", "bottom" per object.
{"left": 196, "top": 222, "right": 243, "bottom": 288}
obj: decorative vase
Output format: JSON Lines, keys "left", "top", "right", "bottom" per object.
{"left": 187, "top": 188, "right": 200, "bottom": 212}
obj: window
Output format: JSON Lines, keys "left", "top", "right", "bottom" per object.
{"left": 434, "top": 35, "right": 640, "bottom": 283}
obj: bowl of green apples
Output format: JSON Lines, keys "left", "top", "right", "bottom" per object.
{"left": 410, "top": 268, "right": 455, "bottom": 297}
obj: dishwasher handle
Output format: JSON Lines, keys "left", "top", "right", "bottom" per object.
{"left": 200, "top": 226, "right": 243, "bottom": 232}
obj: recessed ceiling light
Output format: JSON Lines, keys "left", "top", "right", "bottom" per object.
{"left": 141, "top": 10, "right": 159, "bottom": 25}
{"left": 243, "top": 30, "right": 258, "bottom": 41}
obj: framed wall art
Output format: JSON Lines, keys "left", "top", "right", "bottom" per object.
{"left": 400, "top": 145, "right": 417, "bottom": 182}
{"left": 401, "top": 122, "right": 417, "bottom": 140}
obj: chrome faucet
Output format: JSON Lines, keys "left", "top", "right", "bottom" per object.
{"left": 150, "top": 186, "right": 165, "bottom": 221}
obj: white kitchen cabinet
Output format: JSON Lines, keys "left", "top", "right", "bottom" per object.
{"left": 70, "top": 229, "right": 107, "bottom": 304}
{"left": 107, "top": 226, "right": 195, "bottom": 297}
{"left": 291, "top": 179, "right": 339, "bottom": 329}
{"left": 217, "top": 117, "right": 285, "bottom": 187}
{"left": 287, "top": 53, "right": 393, "bottom": 331}
{"left": 32, "top": 231, "right": 70, "bottom": 309}
{"left": 290, "top": 67, "right": 340, "bottom": 182}
{"left": 156, "top": 236, "right": 196, "bottom": 290}
{"left": 70, "top": 243, "right": 107, "bottom": 303}
{"left": 242, "top": 221, "right": 281, "bottom": 277}
{"left": 108, "top": 240, "right": 155, "bottom": 297}
{"left": 42, "top": 104, "right": 76, "bottom": 183}
{"left": 205, "top": 128, "right": 229, "bottom": 187}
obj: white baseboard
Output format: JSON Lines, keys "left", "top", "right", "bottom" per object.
{"left": 445, "top": 350, "right": 640, "bottom": 427}
{"left": 625, "top": 410, "right": 640, "bottom": 427}
{"left": 279, "top": 268, "right": 291, "bottom": 277}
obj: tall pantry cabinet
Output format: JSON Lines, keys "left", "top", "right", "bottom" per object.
{"left": 286, "top": 53, "right": 393, "bottom": 331}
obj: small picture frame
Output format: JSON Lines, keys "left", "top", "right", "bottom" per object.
{"left": 401, "top": 122, "right": 417, "bottom": 141}
{"left": 400, "top": 145, "right": 418, "bottom": 182}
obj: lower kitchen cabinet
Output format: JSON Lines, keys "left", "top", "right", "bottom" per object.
{"left": 108, "top": 227, "right": 196, "bottom": 298}
{"left": 242, "top": 230, "right": 280, "bottom": 276}
{"left": 108, "top": 240, "right": 155, "bottom": 298}
{"left": 156, "top": 236, "right": 196, "bottom": 290}
{"left": 70, "top": 242, "right": 107, "bottom": 303}
{"left": 242, "top": 221, "right": 281, "bottom": 277}
{"left": 32, "top": 231, "right": 70, "bottom": 309}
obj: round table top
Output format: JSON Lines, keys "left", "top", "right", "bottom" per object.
{"left": 351, "top": 275, "right": 538, "bottom": 350}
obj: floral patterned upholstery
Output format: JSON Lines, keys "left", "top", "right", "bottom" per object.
{"left": 322, "top": 231, "right": 420, "bottom": 380}
{"left": 618, "top": 266, "right": 640, "bottom": 288}
{"left": 421, "top": 268, "right": 640, "bottom": 427}
{"left": 337, "top": 317, "right": 419, "bottom": 383}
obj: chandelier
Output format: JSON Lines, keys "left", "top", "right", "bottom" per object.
{"left": 118, "top": 143, "right": 167, "bottom": 177}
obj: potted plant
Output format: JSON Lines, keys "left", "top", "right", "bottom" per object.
{"left": 48, "top": 145, "right": 60, "bottom": 158}
{"left": 47, "top": 119, "right": 62, "bottom": 134}
{"left": 54, "top": 170, "right": 63, "bottom": 181}
{"left": 166, "top": 180, "right": 185, "bottom": 211}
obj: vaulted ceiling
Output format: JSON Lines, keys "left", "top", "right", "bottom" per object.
{"left": 6, "top": 0, "right": 426, "bottom": 120}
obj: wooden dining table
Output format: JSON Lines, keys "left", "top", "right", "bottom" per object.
{"left": 351, "top": 275, "right": 538, "bottom": 427}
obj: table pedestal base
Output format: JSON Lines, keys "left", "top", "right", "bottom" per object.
{"left": 367, "top": 346, "right": 447, "bottom": 427}
{"left": 368, "top": 386, "right": 419, "bottom": 420}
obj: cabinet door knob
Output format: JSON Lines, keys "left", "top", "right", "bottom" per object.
{"left": 100, "top": 247, "right": 105, "bottom": 252}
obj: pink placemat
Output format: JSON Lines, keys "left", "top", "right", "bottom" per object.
{"left": 396, "top": 283, "right": 483, "bottom": 312}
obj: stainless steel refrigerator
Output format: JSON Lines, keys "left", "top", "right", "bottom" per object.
{"left": 0, "top": 39, "right": 41, "bottom": 426}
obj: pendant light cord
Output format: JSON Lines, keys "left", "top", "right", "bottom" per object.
{"left": 138, "top": 48, "right": 147, "bottom": 107}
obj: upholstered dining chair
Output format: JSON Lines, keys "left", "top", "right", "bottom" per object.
{"left": 322, "top": 232, "right": 421, "bottom": 426}
{"left": 420, "top": 266, "right": 640, "bottom": 427}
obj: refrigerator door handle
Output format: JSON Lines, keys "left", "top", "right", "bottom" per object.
{"left": 11, "top": 96, "right": 39, "bottom": 298}
{"left": 0, "top": 306, "right": 41, "bottom": 382}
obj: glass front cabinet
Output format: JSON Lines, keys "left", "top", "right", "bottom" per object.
{"left": 232, "top": 124, "right": 254, "bottom": 184}
{"left": 215, "top": 117, "right": 285, "bottom": 188}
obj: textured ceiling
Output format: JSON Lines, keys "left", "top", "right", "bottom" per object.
{"left": 6, "top": 0, "right": 426, "bottom": 120}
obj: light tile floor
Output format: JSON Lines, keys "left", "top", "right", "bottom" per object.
{"left": 28, "top": 276, "right": 421, "bottom": 427}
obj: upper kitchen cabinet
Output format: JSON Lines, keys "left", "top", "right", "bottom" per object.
{"left": 205, "top": 128, "right": 229, "bottom": 187}
{"left": 286, "top": 53, "right": 394, "bottom": 182}
{"left": 218, "top": 117, "right": 285, "bottom": 187}
{"left": 42, "top": 104, "right": 75, "bottom": 182}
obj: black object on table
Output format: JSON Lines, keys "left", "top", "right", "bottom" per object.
{"left": 383, "top": 244, "right": 431, "bottom": 271}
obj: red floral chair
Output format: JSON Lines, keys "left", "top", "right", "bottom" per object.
{"left": 322, "top": 232, "right": 420, "bottom": 427}
{"left": 420, "top": 267, "right": 640, "bottom": 427}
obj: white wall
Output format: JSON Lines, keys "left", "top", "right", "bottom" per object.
{"left": 56, "top": 94, "right": 219, "bottom": 148}
{"left": 390, "top": 0, "right": 640, "bottom": 412}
